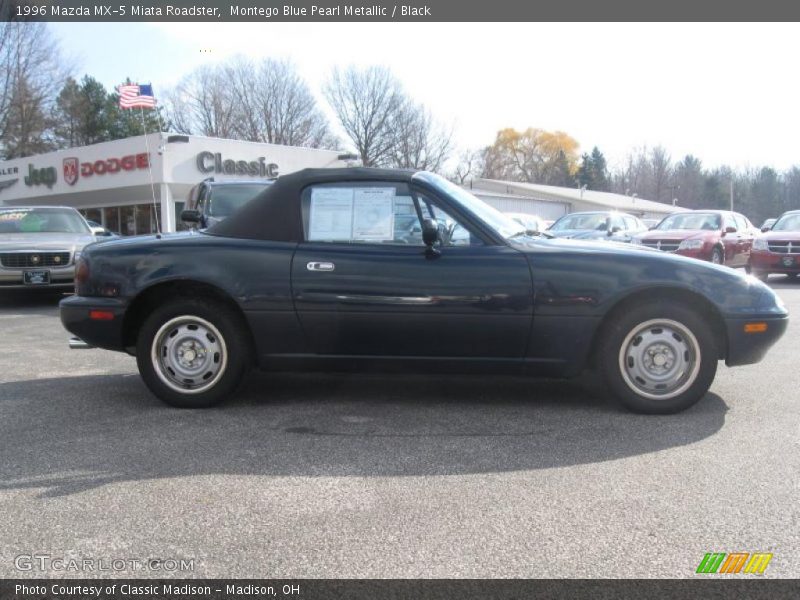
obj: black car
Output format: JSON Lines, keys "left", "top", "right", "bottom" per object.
{"left": 180, "top": 178, "right": 274, "bottom": 229}
{"left": 61, "top": 168, "right": 788, "bottom": 414}
{"left": 548, "top": 211, "right": 648, "bottom": 242}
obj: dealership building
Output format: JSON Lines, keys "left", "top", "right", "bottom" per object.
{"left": 0, "top": 133, "right": 353, "bottom": 235}
{"left": 0, "top": 133, "right": 679, "bottom": 233}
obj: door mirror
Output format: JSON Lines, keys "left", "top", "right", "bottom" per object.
{"left": 181, "top": 209, "right": 203, "bottom": 227}
{"left": 607, "top": 225, "right": 622, "bottom": 236}
{"left": 761, "top": 226, "right": 771, "bottom": 233}
{"left": 422, "top": 218, "right": 439, "bottom": 246}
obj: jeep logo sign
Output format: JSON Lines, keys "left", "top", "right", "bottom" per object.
{"left": 24, "top": 164, "right": 57, "bottom": 188}
{"left": 196, "top": 151, "right": 279, "bottom": 178}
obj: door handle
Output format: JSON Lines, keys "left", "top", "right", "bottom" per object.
{"left": 307, "top": 261, "right": 335, "bottom": 272}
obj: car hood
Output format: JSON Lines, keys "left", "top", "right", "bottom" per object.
{"left": 761, "top": 230, "right": 800, "bottom": 240}
{"left": 637, "top": 229, "right": 712, "bottom": 241}
{"left": 548, "top": 229, "right": 612, "bottom": 240}
{"left": 0, "top": 232, "right": 97, "bottom": 252}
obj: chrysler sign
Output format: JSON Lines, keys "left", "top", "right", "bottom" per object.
{"left": 196, "top": 151, "right": 279, "bottom": 178}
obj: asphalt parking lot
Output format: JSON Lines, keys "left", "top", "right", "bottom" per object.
{"left": 1, "top": 281, "right": 799, "bottom": 579}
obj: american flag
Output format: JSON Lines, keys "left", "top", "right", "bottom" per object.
{"left": 118, "top": 83, "right": 156, "bottom": 109}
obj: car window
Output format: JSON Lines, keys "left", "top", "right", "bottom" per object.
{"left": 733, "top": 214, "right": 747, "bottom": 231}
{"left": 722, "top": 213, "right": 737, "bottom": 231}
{"left": 416, "top": 192, "right": 482, "bottom": 247}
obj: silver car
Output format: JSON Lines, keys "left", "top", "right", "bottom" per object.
{"left": 0, "top": 206, "right": 98, "bottom": 290}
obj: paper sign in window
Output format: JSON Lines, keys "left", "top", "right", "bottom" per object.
{"left": 352, "top": 187, "right": 395, "bottom": 241}
{"left": 308, "top": 187, "right": 354, "bottom": 241}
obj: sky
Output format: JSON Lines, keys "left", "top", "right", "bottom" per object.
{"left": 49, "top": 22, "right": 800, "bottom": 172}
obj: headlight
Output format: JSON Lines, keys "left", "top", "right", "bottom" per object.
{"left": 678, "top": 239, "right": 704, "bottom": 250}
{"left": 73, "top": 250, "right": 82, "bottom": 263}
{"left": 753, "top": 238, "right": 768, "bottom": 251}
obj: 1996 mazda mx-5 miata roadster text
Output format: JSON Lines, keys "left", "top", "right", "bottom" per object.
{"left": 60, "top": 168, "right": 788, "bottom": 413}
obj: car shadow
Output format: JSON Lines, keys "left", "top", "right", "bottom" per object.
{"left": 0, "top": 372, "right": 728, "bottom": 497}
{"left": 0, "top": 289, "right": 67, "bottom": 314}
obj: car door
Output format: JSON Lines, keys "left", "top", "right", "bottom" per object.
{"left": 734, "top": 213, "right": 754, "bottom": 265}
{"left": 291, "top": 180, "right": 533, "bottom": 359}
{"left": 720, "top": 212, "right": 739, "bottom": 265}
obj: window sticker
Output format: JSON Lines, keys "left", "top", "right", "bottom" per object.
{"left": 352, "top": 187, "right": 395, "bottom": 241}
{"left": 308, "top": 187, "right": 355, "bottom": 241}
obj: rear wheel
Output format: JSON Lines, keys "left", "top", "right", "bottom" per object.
{"left": 136, "top": 298, "right": 251, "bottom": 408}
{"left": 598, "top": 303, "right": 718, "bottom": 414}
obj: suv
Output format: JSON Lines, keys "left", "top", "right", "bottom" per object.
{"left": 181, "top": 178, "right": 274, "bottom": 229}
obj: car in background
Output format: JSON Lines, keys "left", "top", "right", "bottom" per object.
{"left": 642, "top": 218, "right": 661, "bottom": 229}
{"left": 505, "top": 212, "right": 548, "bottom": 234}
{"left": 632, "top": 210, "right": 755, "bottom": 268}
{"left": 60, "top": 168, "right": 788, "bottom": 414}
{"left": 0, "top": 206, "right": 98, "bottom": 290}
{"left": 181, "top": 178, "right": 275, "bottom": 229}
{"left": 760, "top": 218, "right": 777, "bottom": 232}
{"left": 750, "top": 210, "right": 800, "bottom": 280}
{"left": 547, "top": 211, "right": 647, "bottom": 242}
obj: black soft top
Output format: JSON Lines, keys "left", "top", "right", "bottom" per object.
{"left": 207, "top": 167, "right": 418, "bottom": 242}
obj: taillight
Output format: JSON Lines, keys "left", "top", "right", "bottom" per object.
{"left": 74, "top": 258, "right": 90, "bottom": 295}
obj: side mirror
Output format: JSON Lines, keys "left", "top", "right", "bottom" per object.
{"left": 608, "top": 226, "right": 621, "bottom": 236}
{"left": 725, "top": 226, "right": 737, "bottom": 234}
{"left": 761, "top": 226, "right": 771, "bottom": 233}
{"left": 422, "top": 218, "right": 440, "bottom": 256}
{"left": 181, "top": 209, "right": 203, "bottom": 227}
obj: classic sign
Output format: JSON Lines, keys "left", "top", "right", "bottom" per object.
{"left": 60, "top": 168, "right": 788, "bottom": 414}
{"left": 196, "top": 151, "right": 279, "bottom": 178}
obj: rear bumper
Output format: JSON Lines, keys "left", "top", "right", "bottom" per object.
{"left": 59, "top": 295, "right": 129, "bottom": 351}
{"left": 725, "top": 315, "right": 789, "bottom": 366}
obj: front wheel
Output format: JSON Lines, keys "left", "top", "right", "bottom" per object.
{"left": 136, "top": 299, "right": 251, "bottom": 408}
{"left": 598, "top": 303, "right": 718, "bottom": 414}
{"left": 710, "top": 247, "right": 724, "bottom": 265}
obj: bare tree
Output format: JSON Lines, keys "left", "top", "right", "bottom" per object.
{"left": 166, "top": 65, "right": 239, "bottom": 138}
{"left": 389, "top": 101, "right": 452, "bottom": 172}
{"left": 228, "top": 57, "right": 337, "bottom": 148}
{"left": 0, "top": 23, "right": 68, "bottom": 158}
{"left": 323, "top": 65, "right": 404, "bottom": 167}
{"left": 451, "top": 148, "right": 483, "bottom": 184}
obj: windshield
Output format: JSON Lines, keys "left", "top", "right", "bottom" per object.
{"left": 0, "top": 207, "right": 90, "bottom": 234}
{"left": 414, "top": 172, "right": 525, "bottom": 239}
{"left": 771, "top": 213, "right": 800, "bottom": 232}
{"left": 656, "top": 213, "right": 721, "bottom": 231}
{"left": 208, "top": 184, "right": 271, "bottom": 217}
{"left": 550, "top": 213, "right": 609, "bottom": 232}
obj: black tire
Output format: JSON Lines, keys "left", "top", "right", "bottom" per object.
{"left": 598, "top": 302, "right": 718, "bottom": 414}
{"left": 135, "top": 298, "right": 251, "bottom": 408}
{"left": 710, "top": 246, "right": 724, "bottom": 265}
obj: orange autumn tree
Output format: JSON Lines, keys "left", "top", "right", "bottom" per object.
{"left": 482, "top": 128, "right": 580, "bottom": 186}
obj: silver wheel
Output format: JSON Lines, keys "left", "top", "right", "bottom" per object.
{"left": 618, "top": 318, "right": 701, "bottom": 401}
{"left": 711, "top": 248, "right": 723, "bottom": 264}
{"left": 151, "top": 315, "right": 228, "bottom": 395}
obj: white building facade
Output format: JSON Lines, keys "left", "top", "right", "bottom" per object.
{"left": 0, "top": 133, "right": 351, "bottom": 234}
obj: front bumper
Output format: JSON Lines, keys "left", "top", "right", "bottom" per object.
{"left": 725, "top": 315, "right": 789, "bottom": 366}
{"left": 750, "top": 251, "right": 800, "bottom": 274}
{"left": 59, "top": 295, "right": 129, "bottom": 351}
{"left": 0, "top": 265, "right": 76, "bottom": 288}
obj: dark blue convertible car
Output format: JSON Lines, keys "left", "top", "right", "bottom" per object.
{"left": 60, "top": 168, "right": 788, "bottom": 413}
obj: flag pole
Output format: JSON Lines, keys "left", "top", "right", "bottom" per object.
{"left": 138, "top": 105, "right": 161, "bottom": 234}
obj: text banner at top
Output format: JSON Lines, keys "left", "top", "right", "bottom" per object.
{"left": 3, "top": 0, "right": 800, "bottom": 22}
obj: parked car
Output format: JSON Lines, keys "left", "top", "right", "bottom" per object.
{"left": 750, "top": 210, "right": 800, "bottom": 280}
{"left": 505, "top": 212, "right": 548, "bottom": 234}
{"left": 181, "top": 178, "right": 275, "bottom": 229}
{"left": 547, "top": 211, "right": 647, "bottom": 242}
{"left": 632, "top": 210, "right": 755, "bottom": 268}
{"left": 61, "top": 168, "right": 787, "bottom": 414}
{"left": 0, "top": 206, "right": 98, "bottom": 289}
{"left": 760, "top": 218, "right": 777, "bottom": 232}
{"left": 642, "top": 218, "right": 661, "bottom": 229}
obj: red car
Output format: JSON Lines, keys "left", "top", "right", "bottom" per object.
{"left": 749, "top": 209, "right": 800, "bottom": 280}
{"left": 632, "top": 210, "right": 755, "bottom": 268}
